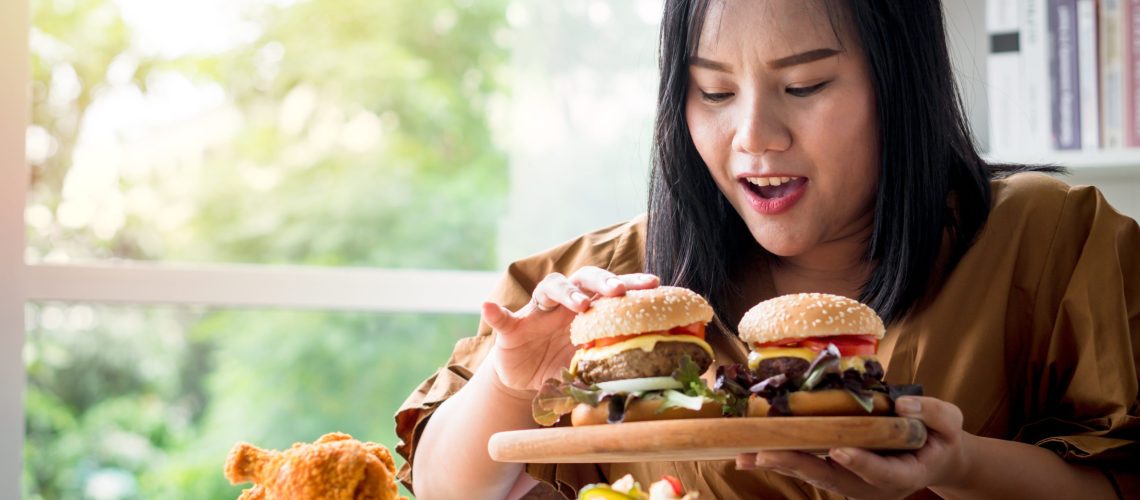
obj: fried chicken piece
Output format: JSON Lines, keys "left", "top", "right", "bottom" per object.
{"left": 224, "top": 432, "right": 404, "bottom": 500}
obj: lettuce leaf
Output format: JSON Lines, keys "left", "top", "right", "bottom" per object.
{"left": 800, "top": 344, "right": 841, "bottom": 390}
{"left": 532, "top": 356, "right": 733, "bottom": 425}
{"left": 532, "top": 372, "right": 579, "bottom": 426}
{"left": 715, "top": 364, "right": 765, "bottom": 416}
{"left": 672, "top": 355, "right": 725, "bottom": 402}
{"left": 845, "top": 388, "right": 876, "bottom": 412}
{"left": 656, "top": 389, "right": 706, "bottom": 413}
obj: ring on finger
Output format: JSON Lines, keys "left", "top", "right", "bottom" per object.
{"left": 532, "top": 295, "right": 558, "bottom": 313}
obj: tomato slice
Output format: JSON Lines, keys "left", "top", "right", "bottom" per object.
{"left": 752, "top": 337, "right": 804, "bottom": 349}
{"left": 661, "top": 475, "right": 684, "bottom": 496}
{"left": 590, "top": 334, "right": 640, "bottom": 349}
{"left": 669, "top": 322, "right": 706, "bottom": 340}
{"left": 751, "top": 335, "right": 879, "bottom": 356}
{"left": 801, "top": 335, "right": 879, "bottom": 356}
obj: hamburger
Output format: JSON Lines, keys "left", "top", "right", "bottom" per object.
{"left": 715, "top": 293, "right": 922, "bottom": 417}
{"left": 532, "top": 286, "right": 724, "bottom": 426}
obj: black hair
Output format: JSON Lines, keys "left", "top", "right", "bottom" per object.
{"left": 645, "top": 0, "right": 1060, "bottom": 326}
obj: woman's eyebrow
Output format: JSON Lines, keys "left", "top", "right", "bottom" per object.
{"left": 689, "top": 47, "right": 841, "bottom": 73}
{"left": 689, "top": 56, "right": 733, "bottom": 73}
{"left": 767, "top": 48, "right": 840, "bottom": 69}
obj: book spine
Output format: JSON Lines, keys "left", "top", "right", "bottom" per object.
{"left": 989, "top": 0, "right": 1025, "bottom": 154}
{"left": 1023, "top": 0, "right": 1054, "bottom": 152}
{"left": 1101, "top": 0, "right": 1125, "bottom": 147}
{"left": 1053, "top": 0, "right": 1082, "bottom": 149}
{"left": 1127, "top": 0, "right": 1140, "bottom": 145}
{"left": 1077, "top": 0, "right": 1101, "bottom": 150}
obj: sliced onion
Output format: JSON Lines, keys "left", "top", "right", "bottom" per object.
{"left": 596, "top": 376, "right": 683, "bottom": 393}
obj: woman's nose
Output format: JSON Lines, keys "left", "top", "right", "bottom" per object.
{"left": 731, "top": 98, "right": 792, "bottom": 155}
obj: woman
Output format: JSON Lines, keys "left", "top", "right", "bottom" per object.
{"left": 399, "top": 1, "right": 1139, "bottom": 498}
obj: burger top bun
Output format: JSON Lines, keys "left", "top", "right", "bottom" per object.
{"left": 738, "top": 293, "right": 885, "bottom": 345}
{"left": 569, "top": 286, "right": 714, "bottom": 346}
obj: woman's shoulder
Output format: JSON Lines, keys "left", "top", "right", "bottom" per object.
{"left": 988, "top": 171, "right": 1071, "bottom": 220}
{"left": 987, "top": 171, "right": 1129, "bottom": 237}
{"left": 984, "top": 171, "right": 1106, "bottom": 240}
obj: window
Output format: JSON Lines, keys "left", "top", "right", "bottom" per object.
{"left": 6, "top": 1, "right": 662, "bottom": 499}
{"left": 24, "top": 304, "right": 474, "bottom": 498}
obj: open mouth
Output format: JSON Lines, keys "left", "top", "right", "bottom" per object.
{"left": 742, "top": 176, "right": 808, "bottom": 199}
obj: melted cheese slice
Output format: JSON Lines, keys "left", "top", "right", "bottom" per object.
{"left": 748, "top": 348, "right": 873, "bottom": 373}
{"left": 569, "top": 334, "right": 714, "bottom": 375}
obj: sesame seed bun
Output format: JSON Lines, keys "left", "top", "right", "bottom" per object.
{"left": 570, "top": 396, "right": 723, "bottom": 426}
{"left": 746, "top": 390, "right": 892, "bottom": 417}
{"left": 569, "top": 286, "right": 714, "bottom": 346}
{"left": 737, "top": 293, "right": 885, "bottom": 345}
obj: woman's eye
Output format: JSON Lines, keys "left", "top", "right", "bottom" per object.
{"left": 786, "top": 81, "right": 829, "bottom": 97}
{"left": 700, "top": 91, "right": 733, "bottom": 103}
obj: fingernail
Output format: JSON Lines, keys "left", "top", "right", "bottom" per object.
{"left": 896, "top": 397, "right": 921, "bottom": 414}
{"left": 831, "top": 448, "right": 851, "bottom": 464}
{"left": 605, "top": 277, "right": 624, "bottom": 290}
{"left": 571, "top": 292, "right": 589, "bottom": 304}
{"left": 635, "top": 274, "right": 656, "bottom": 282}
{"left": 752, "top": 454, "right": 770, "bottom": 468}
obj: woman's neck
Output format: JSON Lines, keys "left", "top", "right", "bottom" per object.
{"left": 724, "top": 215, "right": 875, "bottom": 327}
{"left": 767, "top": 217, "right": 875, "bottom": 299}
{"left": 770, "top": 248, "right": 870, "bottom": 299}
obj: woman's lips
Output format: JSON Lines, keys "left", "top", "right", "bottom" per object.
{"left": 739, "top": 176, "right": 808, "bottom": 215}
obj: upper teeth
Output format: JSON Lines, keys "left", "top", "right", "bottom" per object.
{"left": 746, "top": 176, "right": 796, "bottom": 187}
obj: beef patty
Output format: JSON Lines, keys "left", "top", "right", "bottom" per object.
{"left": 576, "top": 341, "right": 712, "bottom": 384}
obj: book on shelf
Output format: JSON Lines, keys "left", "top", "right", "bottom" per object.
{"left": 1050, "top": 0, "right": 1080, "bottom": 150}
{"left": 986, "top": 0, "right": 1140, "bottom": 156}
{"left": 1126, "top": 0, "right": 1140, "bottom": 147}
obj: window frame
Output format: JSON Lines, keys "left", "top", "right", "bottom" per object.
{"left": 25, "top": 263, "right": 498, "bottom": 313}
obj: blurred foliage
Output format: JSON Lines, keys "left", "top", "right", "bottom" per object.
{"left": 24, "top": 0, "right": 509, "bottom": 498}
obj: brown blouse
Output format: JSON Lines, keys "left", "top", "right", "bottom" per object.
{"left": 395, "top": 173, "right": 1140, "bottom": 499}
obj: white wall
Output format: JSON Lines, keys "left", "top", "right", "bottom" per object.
{"left": 944, "top": 0, "right": 992, "bottom": 152}
{"left": 497, "top": 1, "right": 660, "bottom": 263}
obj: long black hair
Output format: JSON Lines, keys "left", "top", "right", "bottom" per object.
{"left": 646, "top": 0, "right": 1058, "bottom": 326}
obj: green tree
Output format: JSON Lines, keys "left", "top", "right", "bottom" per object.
{"left": 25, "top": 0, "right": 509, "bottom": 498}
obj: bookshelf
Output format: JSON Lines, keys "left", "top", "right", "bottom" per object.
{"left": 984, "top": 150, "right": 1140, "bottom": 175}
{"left": 946, "top": 0, "right": 1140, "bottom": 218}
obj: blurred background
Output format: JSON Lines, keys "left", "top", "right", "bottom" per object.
{"left": 18, "top": 0, "right": 661, "bottom": 498}
{"left": 11, "top": 0, "right": 1140, "bottom": 499}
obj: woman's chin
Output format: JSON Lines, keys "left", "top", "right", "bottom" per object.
{"left": 750, "top": 232, "right": 813, "bottom": 258}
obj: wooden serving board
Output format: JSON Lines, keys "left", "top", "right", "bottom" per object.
{"left": 489, "top": 417, "right": 926, "bottom": 463}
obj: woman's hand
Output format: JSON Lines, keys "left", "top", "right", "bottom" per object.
{"left": 481, "top": 267, "right": 660, "bottom": 396}
{"left": 736, "top": 396, "right": 972, "bottom": 500}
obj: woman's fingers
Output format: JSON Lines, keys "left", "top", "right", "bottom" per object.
{"left": 743, "top": 451, "right": 869, "bottom": 495}
{"left": 736, "top": 453, "right": 757, "bottom": 469}
{"left": 615, "top": 272, "right": 660, "bottom": 290}
{"left": 481, "top": 302, "right": 518, "bottom": 333}
{"left": 568, "top": 266, "right": 626, "bottom": 297}
{"left": 896, "top": 397, "right": 963, "bottom": 439}
{"left": 533, "top": 272, "right": 591, "bottom": 313}
{"left": 828, "top": 447, "right": 920, "bottom": 490}
{"left": 568, "top": 267, "right": 661, "bottom": 298}
{"left": 530, "top": 269, "right": 662, "bottom": 314}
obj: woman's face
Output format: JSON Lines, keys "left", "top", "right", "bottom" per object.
{"left": 685, "top": 0, "right": 879, "bottom": 258}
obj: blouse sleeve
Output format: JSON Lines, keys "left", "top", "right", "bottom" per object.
{"left": 393, "top": 216, "right": 646, "bottom": 497}
{"left": 1016, "top": 184, "right": 1140, "bottom": 497}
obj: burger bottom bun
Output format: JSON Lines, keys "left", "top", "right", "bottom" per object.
{"left": 570, "top": 397, "right": 723, "bottom": 426}
{"left": 747, "top": 390, "right": 891, "bottom": 417}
